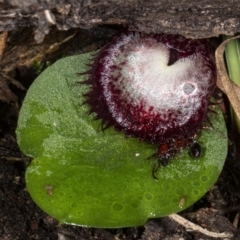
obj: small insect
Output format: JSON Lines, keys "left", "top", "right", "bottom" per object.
{"left": 82, "top": 30, "right": 216, "bottom": 179}
{"left": 189, "top": 142, "right": 202, "bottom": 159}
{"left": 152, "top": 135, "right": 200, "bottom": 179}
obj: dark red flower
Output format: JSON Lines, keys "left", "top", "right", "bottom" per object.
{"left": 83, "top": 30, "right": 216, "bottom": 170}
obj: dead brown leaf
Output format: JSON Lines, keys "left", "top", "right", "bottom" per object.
{"left": 215, "top": 35, "right": 240, "bottom": 121}
{"left": 0, "top": 32, "right": 7, "bottom": 60}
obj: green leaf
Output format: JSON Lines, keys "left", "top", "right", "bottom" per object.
{"left": 16, "top": 53, "right": 228, "bottom": 228}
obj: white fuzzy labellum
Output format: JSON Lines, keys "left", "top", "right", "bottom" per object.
{"left": 102, "top": 33, "right": 212, "bottom": 127}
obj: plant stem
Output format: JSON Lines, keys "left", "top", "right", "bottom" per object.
{"left": 223, "top": 36, "right": 240, "bottom": 133}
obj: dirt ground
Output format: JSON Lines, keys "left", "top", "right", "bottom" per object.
{"left": 1, "top": 26, "right": 240, "bottom": 240}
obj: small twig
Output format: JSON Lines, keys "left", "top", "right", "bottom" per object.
{"left": 168, "top": 213, "right": 233, "bottom": 239}
{"left": 218, "top": 204, "right": 240, "bottom": 215}
{"left": 0, "top": 156, "right": 31, "bottom": 161}
{"left": 0, "top": 31, "right": 7, "bottom": 60}
{"left": 233, "top": 213, "right": 239, "bottom": 229}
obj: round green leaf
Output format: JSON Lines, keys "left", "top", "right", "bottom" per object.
{"left": 16, "top": 53, "right": 228, "bottom": 228}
